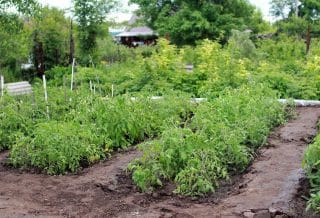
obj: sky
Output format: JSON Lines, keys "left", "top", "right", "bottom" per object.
{"left": 38, "top": 0, "right": 272, "bottom": 22}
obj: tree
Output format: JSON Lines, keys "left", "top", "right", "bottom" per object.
{"left": 69, "top": 20, "right": 75, "bottom": 65}
{"left": 0, "top": 0, "right": 38, "bottom": 15}
{"left": 299, "top": 0, "right": 320, "bottom": 54}
{"left": 271, "top": 0, "right": 320, "bottom": 54}
{"left": 32, "top": 30, "right": 44, "bottom": 77}
{"left": 73, "top": 0, "right": 118, "bottom": 65}
{"left": 0, "top": 14, "right": 30, "bottom": 79}
{"left": 30, "top": 7, "right": 70, "bottom": 75}
{"left": 130, "top": 0, "right": 263, "bottom": 45}
{"left": 0, "top": 0, "right": 38, "bottom": 81}
{"left": 270, "top": 0, "right": 299, "bottom": 19}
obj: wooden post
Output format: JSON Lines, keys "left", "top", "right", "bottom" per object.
{"left": 42, "top": 74, "right": 49, "bottom": 119}
{"left": 0, "top": 75, "right": 4, "bottom": 97}
{"left": 306, "top": 24, "right": 311, "bottom": 55}
{"left": 71, "top": 58, "right": 75, "bottom": 91}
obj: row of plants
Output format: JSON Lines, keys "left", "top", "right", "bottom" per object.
{"left": 304, "top": 134, "right": 320, "bottom": 212}
{"left": 0, "top": 87, "right": 195, "bottom": 174}
{"left": 128, "top": 85, "right": 288, "bottom": 196}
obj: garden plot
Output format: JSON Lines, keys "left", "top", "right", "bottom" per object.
{"left": 0, "top": 107, "right": 319, "bottom": 217}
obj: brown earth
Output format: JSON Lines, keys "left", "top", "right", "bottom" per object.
{"left": 1, "top": 107, "right": 320, "bottom": 218}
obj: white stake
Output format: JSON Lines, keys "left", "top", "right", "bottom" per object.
{"left": 90, "top": 80, "right": 93, "bottom": 92}
{"left": 71, "top": 58, "right": 75, "bottom": 91}
{"left": 111, "top": 84, "right": 114, "bottom": 97}
{"left": 42, "top": 74, "right": 49, "bottom": 119}
{"left": 0, "top": 75, "right": 4, "bottom": 97}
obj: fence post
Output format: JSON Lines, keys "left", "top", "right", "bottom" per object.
{"left": 71, "top": 58, "right": 76, "bottom": 91}
{"left": 90, "top": 80, "right": 93, "bottom": 93}
{"left": 42, "top": 74, "right": 49, "bottom": 119}
{"left": 0, "top": 75, "right": 4, "bottom": 97}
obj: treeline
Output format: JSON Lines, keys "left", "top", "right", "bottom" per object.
{"left": 1, "top": 0, "right": 320, "bottom": 82}
{"left": 0, "top": 0, "right": 137, "bottom": 81}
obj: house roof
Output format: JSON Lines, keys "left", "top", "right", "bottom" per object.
{"left": 116, "top": 26, "right": 157, "bottom": 37}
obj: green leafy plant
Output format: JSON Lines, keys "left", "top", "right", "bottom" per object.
{"left": 304, "top": 135, "right": 320, "bottom": 212}
{"left": 129, "top": 85, "right": 287, "bottom": 196}
{"left": 10, "top": 121, "right": 104, "bottom": 174}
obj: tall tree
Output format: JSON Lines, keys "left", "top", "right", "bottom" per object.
{"left": 69, "top": 20, "right": 75, "bottom": 65}
{"left": 73, "top": 0, "right": 118, "bottom": 65}
{"left": 130, "top": 0, "right": 263, "bottom": 45}
{"left": 32, "top": 30, "right": 44, "bottom": 77}
{"left": 299, "top": 0, "right": 320, "bottom": 54}
{"left": 0, "top": 0, "right": 38, "bottom": 80}
{"left": 270, "top": 0, "right": 299, "bottom": 19}
{"left": 30, "top": 6, "right": 70, "bottom": 74}
{"left": 0, "top": 0, "right": 38, "bottom": 15}
{"left": 271, "top": 0, "right": 320, "bottom": 54}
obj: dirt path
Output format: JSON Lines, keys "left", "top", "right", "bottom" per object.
{"left": 0, "top": 107, "right": 320, "bottom": 218}
{"left": 0, "top": 148, "right": 142, "bottom": 218}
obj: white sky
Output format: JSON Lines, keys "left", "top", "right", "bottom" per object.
{"left": 37, "top": 0, "right": 272, "bottom": 22}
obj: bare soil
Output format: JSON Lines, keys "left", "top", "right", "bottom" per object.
{"left": 1, "top": 107, "right": 320, "bottom": 218}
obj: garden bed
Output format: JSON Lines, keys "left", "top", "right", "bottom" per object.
{"left": 0, "top": 107, "right": 319, "bottom": 217}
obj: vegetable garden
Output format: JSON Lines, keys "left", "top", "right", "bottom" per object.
{"left": 1, "top": 35, "right": 320, "bottom": 216}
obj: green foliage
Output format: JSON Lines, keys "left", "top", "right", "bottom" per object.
{"left": 0, "top": 0, "right": 38, "bottom": 80}
{"left": 304, "top": 135, "right": 320, "bottom": 212}
{"left": 196, "top": 39, "right": 250, "bottom": 97}
{"left": 276, "top": 16, "right": 309, "bottom": 36}
{"left": 129, "top": 85, "right": 287, "bottom": 196}
{"left": 270, "top": 0, "right": 298, "bottom": 19}
{"left": 0, "top": 14, "right": 31, "bottom": 80}
{"left": 227, "top": 30, "right": 258, "bottom": 60}
{"left": 5, "top": 86, "right": 194, "bottom": 174}
{"left": 45, "top": 66, "right": 72, "bottom": 86}
{"left": 0, "top": 95, "right": 34, "bottom": 150}
{"left": 74, "top": 0, "right": 118, "bottom": 64}
{"left": 0, "top": 0, "right": 38, "bottom": 15}
{"left": 299, "top": 0, "right": 320, "bottom": 21}
{"left": 131, "top": 0, "right": 263, "bottom": 45}
{"left": 10, "top": 121, "right": 104, "bottom": 174}
{"left": 254, "top": 36, "right": 320, "bottom": 100}
{"left": 31, "top": 7, "right": 70, "bottom": 70}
